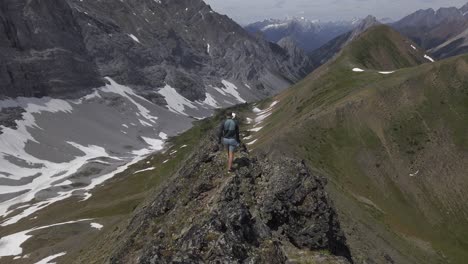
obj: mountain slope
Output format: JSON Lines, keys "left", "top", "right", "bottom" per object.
{"left": 0, "top": 0, "right": 312, "bottom": 101}
{"left": 344, "top": 25, "right": 430, "bottom": 70}
{"left": 0, "top": 0, "right": 315, "bottom": 249}
{"left": 430, "top": 27, "right": 468, "bottom": 59}
{"left": 392, "top": 3, "right": 468, "bottom": 58}
{"left": 243, "top": 25, "right": 468, "bottom": 264}
{"left": 309, "top": 16, "right": 381, "bottom": 67}
{"left": 101, "top": 129, "right": 352, "bottom": 264}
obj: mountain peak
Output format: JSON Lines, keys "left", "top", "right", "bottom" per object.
{"left": 345, "top": 25, "right": 428, "bottom": 70}
{"left": 461, "top": 2, "right": 468, "bottom": 13}
{"left": 347, "top": 15, "right": 380, "bottom": 42}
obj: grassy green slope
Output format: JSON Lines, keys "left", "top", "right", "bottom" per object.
{"left": 250, "top": 25, "right": 468, "bottom": 264}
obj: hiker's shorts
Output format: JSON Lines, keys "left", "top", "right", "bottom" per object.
{"left": 222, "top": 138, "right": 239, "bottom": 152}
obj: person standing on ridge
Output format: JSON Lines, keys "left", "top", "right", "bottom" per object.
{"left": 218, "top": 112, "right": 241, "bottom": 172}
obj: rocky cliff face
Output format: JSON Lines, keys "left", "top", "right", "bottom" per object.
{"left": 109, "top": 130, "right": 352, "bottom": 263}
{"left": 0, "top": 0, "right": 104, "bottom": 98}
{"left": 0, "top": 0, "right": 312, "bottom": 101}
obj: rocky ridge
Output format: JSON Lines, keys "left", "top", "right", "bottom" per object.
{"left": 108, "top": 129, "right": 352, "bottom": 264}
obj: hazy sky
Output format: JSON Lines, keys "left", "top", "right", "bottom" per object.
{"left": 204, "top": 0, "right": 468, "bottom": 24}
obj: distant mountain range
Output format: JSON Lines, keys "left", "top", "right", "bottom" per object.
{"left": 245, "top": 17, "right": 361, "bottom": 52}
{"left": 246, "top": 2, "right": 468, "bottom": 61}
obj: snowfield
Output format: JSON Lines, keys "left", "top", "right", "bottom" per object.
{"left": 0, "top": 76, "right": 255, "bottom": 257}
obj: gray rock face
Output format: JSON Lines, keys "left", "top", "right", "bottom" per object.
{"left": 277, "top": 37, "right": 314, "bottom": 73}
{"left": 0, "top": 0, "right": 104, "bottom": 98}
{"left": 392, "top": 4, "right": 468, "bottom": 54}
{"left": 110, "top": 130, "right": 352, "bottom": 263}
{"left": 0, "top": 107, "right": 24, "bottom": 133}
{"left": 0, "top": 0, "right": 312, "bottom": 102}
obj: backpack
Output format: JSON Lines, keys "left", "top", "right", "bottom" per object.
{"left": 223, "top": 119, "right": 237, "bottom": 139}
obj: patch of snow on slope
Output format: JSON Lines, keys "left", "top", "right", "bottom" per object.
{"left": 158, "top": 85, "right": 197, "bottom": 116}
{"left": 35, "top": 252, "right": 67, "bottom": 264}
{"left": 214, "top": 81, "right": 246, "bottom": 103}
{"left": 246, "top": 139, "right": 258, "bottom": 145}
{"left": 0, "top": 219, "right": 90, "bottom": 257}
{"left": 128, "top": 34, "right": 141, "bottom": 43}
{"left": 202, "top": 93, "right": 220, "bottom": 108}
{"left": 133, "top": 167, "right": 155, "bottom": 174}
{"left": 424, "top": 54, "right": 435, "bottom": 62}
{"left": 101, "top": 77, "right": 158, "bottom": 123}
{"left": 410, "top": 45, "right": 417, "bottom": 50}
{"left": 159, "top": 132, "right": 168, "bottom": 140}
{"left": 252, "top": 107, "right": 262, "bottom": 113}
{"left": 262, "top": 22, "right": 289, "bottom": 31}
{"left": 352, "top": 68, "right": 365, "bottom": 72}
{"left": 378, "top": 71, "right": 395, "bottom": 74}
{"left": 249, "top": 127, "right": 263, "bottom": 132}
{"left": 90, "top": 222, "right": 103, "bottom": 230}
{"left": 207, "top": 43, "right": 210, "bottom": 54}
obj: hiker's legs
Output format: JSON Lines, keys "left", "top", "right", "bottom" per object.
{"left": 228, "top": 150, "right": 234, "bottom": 170}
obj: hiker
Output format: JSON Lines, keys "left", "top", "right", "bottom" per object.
{"left": 218, "top": 112, "right": 241, "bottom": 172}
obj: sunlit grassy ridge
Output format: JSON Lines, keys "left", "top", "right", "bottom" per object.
{"left": 250, "top": 25, "right": 468, "bottom": 263}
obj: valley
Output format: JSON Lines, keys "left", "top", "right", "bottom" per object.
{"left": 0, "top": 1, "right": 467, "bottom": 263}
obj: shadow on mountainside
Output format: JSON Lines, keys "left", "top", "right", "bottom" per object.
{"left": 109, "top": 129, "right": 353, "bottom": 264}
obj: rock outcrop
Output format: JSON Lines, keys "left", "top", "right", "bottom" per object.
{"left": 110, "top": 130, "right": 352, "bottom": 263}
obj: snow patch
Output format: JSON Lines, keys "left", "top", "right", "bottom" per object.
{"left": 158, "top": 85, "right": 197, "bottom": 116}
{"left": 213, "top": 80, "right": 246, "bottom": 103}
{"left": 246, "top": 139, "right": 258, "bottom": 145}
{"left": 424, "top": 54, "right": 435, "bottom": 62}
{"left": 352, "top": 68, "right": 365, "bottom": 72}
{"left": 128, "top": 34, "right": 141, "bottom": 43}
{"left": 35, "top": 252, "right": 67, "bottom": 264}
{"left": 159, "top": 132, "right": 168, "bottom": 140}
{"left": 102, "top": 77, "right": 158, "bottom": 124}
{"left": 249, "top": 127, "right": 263, "bottom": 132}
{"left": 0, "top": 219, "right": 90, "bottom": 257}
{"left": 90, "top": 222, "right": 103, "bottom": 230}
{"left": 378, "top": 71, "right": 395, "bottom": 74}
{"left": 133, "top": 167, "right": 155, "bottom": 174}
{"left": 202, "top": 93, "right": 220, "bottom": 108}
{"left": 410, "top": 44, "right": 417, "bottom": 50}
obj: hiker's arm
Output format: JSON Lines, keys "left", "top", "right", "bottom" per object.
{"left": 235, "top": 122, "right": 241, "bottom": 143}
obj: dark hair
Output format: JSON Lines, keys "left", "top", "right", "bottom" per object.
{"left": 226, "top": 112, "right": 233, "bottom": 118}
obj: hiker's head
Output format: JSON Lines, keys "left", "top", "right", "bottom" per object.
{"left": 226, "top": 112, "right": 235, "bottom": 119}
